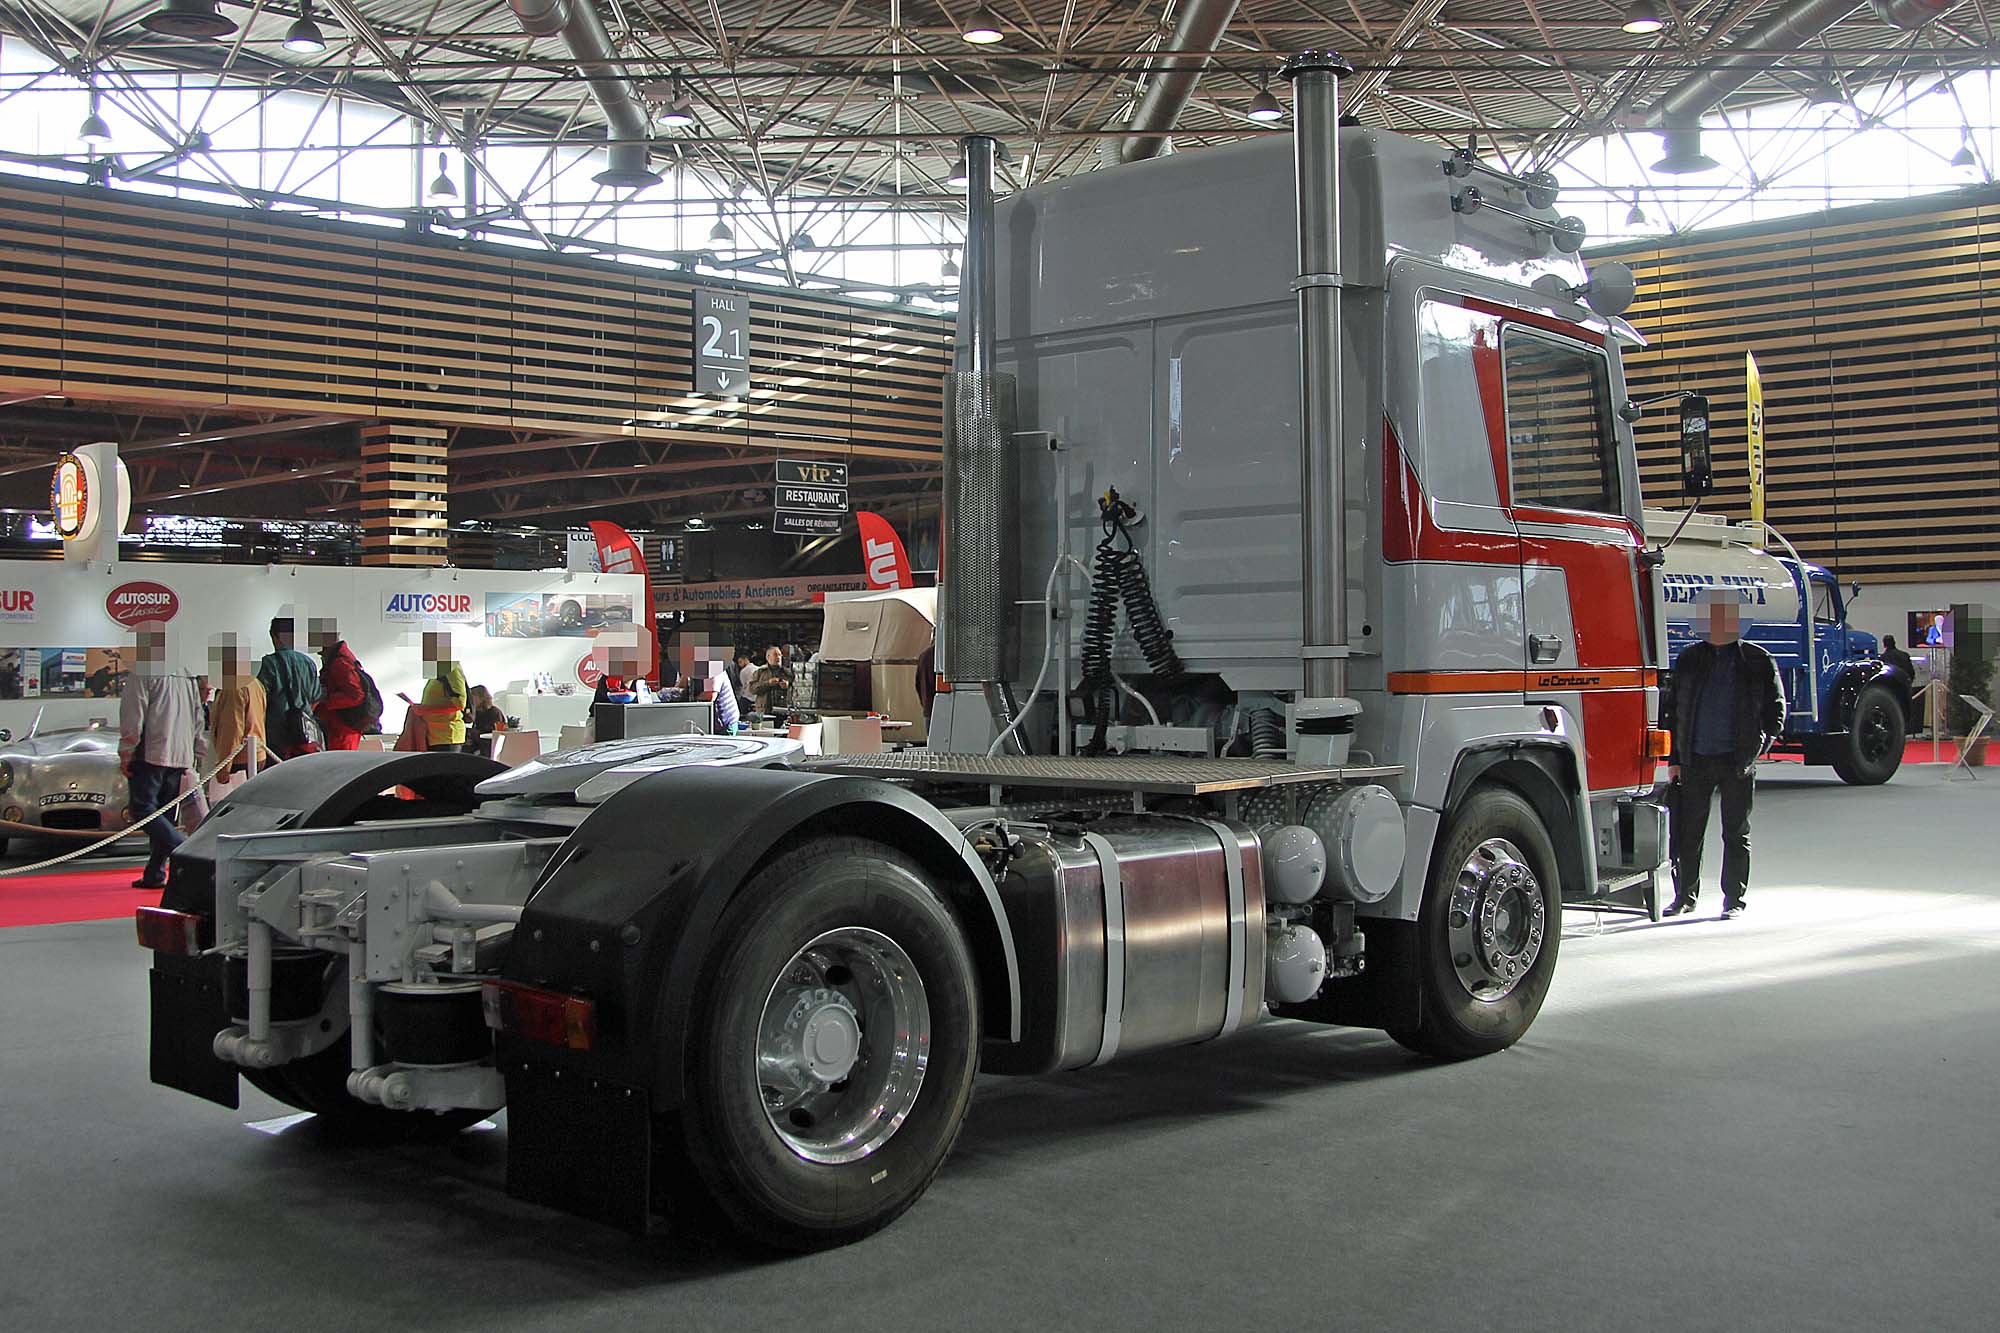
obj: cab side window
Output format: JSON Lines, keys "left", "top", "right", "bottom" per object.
{"left": 1501, "top": 328, "right": 1620, "bottom": 515}
{"left": 1812, "top": 580, "right": 1840, "bottom": 626}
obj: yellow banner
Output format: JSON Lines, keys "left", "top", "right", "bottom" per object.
{"left": 1746, "top": 352, "right": 1765, "bottom": 527}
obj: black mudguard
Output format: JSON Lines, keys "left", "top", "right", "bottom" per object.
{"left": 498, "top": 765, "right": 1020, "bottom": 1231}
{"left": 1824, "top": 659, "right": 1901, "bottom": 734}
{"left": 149, "top": 750, "right": 502, "bottom": 1108}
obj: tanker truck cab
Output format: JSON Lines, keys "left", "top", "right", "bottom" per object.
{"left": 1649, "top": 510, "right": 1904, "bottom": 785}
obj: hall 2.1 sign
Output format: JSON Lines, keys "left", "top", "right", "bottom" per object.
{"left": 693, "top": 288, "right": 750, "bottom": 396}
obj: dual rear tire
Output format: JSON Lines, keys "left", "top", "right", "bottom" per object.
{"left": 668, "top": 836, "right": 981, "bottom": 1251}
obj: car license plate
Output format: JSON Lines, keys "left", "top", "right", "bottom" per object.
{"left": 39, "top": 792, "right": 107, "bottom": 807}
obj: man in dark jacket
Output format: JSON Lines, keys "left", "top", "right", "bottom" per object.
{"left": 1665, "top": 591, "right": 1788, "bottom": 919}
{"left": 256, "top": 616, "right": 322, "bottom": 759}
{"left": 1880, "top": 635, "right": 1919, "bottom": 730}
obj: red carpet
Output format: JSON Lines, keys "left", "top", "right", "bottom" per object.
{"left": 0, "top": 865, "right": 154, "bottom": 929}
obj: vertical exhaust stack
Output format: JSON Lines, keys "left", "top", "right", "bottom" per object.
{"left": 938, "top": 136, "right": 1022, "bottom": 732}
{"left": 1280, "top": 51, "right": 1360, "bottom": 765}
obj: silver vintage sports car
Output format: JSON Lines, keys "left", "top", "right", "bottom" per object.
{"left": 0, "top": 717, "right": 135, "bottom": 855}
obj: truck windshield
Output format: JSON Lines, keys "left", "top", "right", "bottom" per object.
{"left": 1500, "top": 328, "right": 1619, "bottom": 516}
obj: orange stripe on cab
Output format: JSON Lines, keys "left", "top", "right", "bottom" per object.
{"left": 1388, "top": 668, "right": 1657, "bottom": 694}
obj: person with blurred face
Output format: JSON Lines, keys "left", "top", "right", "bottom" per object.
{"left": 747, "top": 644, "right": 792, "bottom": 715}
{"left": 257, "top": 615, "right": 322, "bottom": 758}
{"left": 398, "top": 632, "right": 468, "bottom": 752}
{"left": 1665, "top": 589, "right": 1787, "bottom": 919}
{"left": 206, "top": 634, "right": 272, "bottom": 805}
{"left": 309, "top": 617, "right": 369, "bottom": 751}
{"left": 119, "top": 625, "right": 201, "bottom": 890}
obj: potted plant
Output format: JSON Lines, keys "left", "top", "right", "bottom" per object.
{"left": 1945, "top": 642, "right": 1995, "bottom": 765}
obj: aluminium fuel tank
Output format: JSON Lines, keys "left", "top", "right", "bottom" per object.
{"left": 981, "top": 815, "right": 1264, "bottom": 1076}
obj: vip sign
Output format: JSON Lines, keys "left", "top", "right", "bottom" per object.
{"left": 381, "top": 590, "right": 480, "bottom": 624}
{"left": 0, "top": 589, "right": 35, "bottom": 623}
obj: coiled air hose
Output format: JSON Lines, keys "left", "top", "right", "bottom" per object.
{"left": 1249, "top": 708, "right": 1288, "bottom": 760}
{"left": 1080, "top": 488, "right": 1184, "bottom": 754}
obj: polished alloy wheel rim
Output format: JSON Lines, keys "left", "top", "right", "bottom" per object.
{"left": 755, "top": 925, "right": 930, "bottom": 1165}
{"left": 1446, "top": 837, "right": 1546, "bottom": 1001}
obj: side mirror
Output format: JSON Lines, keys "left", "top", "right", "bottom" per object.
{"left": 1619, "top": 399, "right": 1644, "bottom": 424}
{"left": 1849, "top": 581, "right": 1863, "bottom": 603}
{"left": 1680, "top": 393, "right": 1713, "bottom": 496}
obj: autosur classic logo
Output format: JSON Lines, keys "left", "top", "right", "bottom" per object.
{"left": 382, "top": 591, "right": 476, "bottom": 623}
{"left": 105, "top": 581, "right": 180, "bottom": 627}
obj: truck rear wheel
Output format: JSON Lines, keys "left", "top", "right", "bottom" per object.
{"left": 1390, "top": 786, "right": 1560, "bottom": 1060}
{"left": 1831, "top": 683, "right": 1904, "bottom": 785}
{"left": 675, "top": 836, "right": 979, "bottom": 1251}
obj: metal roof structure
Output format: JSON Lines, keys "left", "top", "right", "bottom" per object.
{"left": 1, "top": 2, "right": 1992, "bottom": 286}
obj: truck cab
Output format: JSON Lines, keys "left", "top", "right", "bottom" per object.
{"left": 1650, "top": 510, "right": 1904, "bottom": 784}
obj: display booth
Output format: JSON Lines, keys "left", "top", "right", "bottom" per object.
{"left": 0, "top": 558, "right": 647, "bottom": 750}
{"left": 816, "top": 587, "right": 935, "bottom": 742}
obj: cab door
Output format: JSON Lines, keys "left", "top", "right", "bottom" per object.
{"left": 1493, "top": 318, "right": 1653, "bottom": 793}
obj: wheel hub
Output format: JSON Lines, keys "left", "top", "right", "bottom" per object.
{"left": 1447, "top": 838, "right": 1546, "bottom": 1002}
{"left": 755, "top": 926, "right": 930, "bottom": 1165}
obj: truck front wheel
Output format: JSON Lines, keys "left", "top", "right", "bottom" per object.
{"left": 1390, "top": 786, "right": 1561, "bottom": 1060}
{"left": 675, "top": 836, "right": 980, "bottom": 1251}
{"left": 1831, "top": 682, "right": 1904, "bottom": 785}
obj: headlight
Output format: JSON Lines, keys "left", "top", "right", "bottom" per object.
{"left": 0, "top": 760, "right": 13, "bottom": 793}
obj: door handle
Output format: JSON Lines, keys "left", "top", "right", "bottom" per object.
{"left": 1530, "top": 634, "right": 1564, "bottom": 664}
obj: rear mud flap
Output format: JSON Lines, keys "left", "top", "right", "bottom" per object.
{"left": 149, "top": 959, "right": 239, "bottom": 1109}
{"left": 504, "top": 1061, "right": 652, "bottom": 1234}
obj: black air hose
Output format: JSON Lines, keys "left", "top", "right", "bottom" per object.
{"left": 1115, "top": 542, "right": 1183, "bottom": 682}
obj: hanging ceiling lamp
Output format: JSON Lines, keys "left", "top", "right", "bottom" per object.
{"left": 1625, "top": 194, "right": 1648, "bottom": 226}
{"left": 961, "top": 7, "right": 1003, "bottom": 45}
{"left": 709, "top": 209, "right": 734, "bottom": 245}
{"left": 78, "top": 90, "right": 111, "bottom": 146}
{"left": 284, "top": 2, "right": 327, "bottom": 54}
{"left": 1247, "top": 83, "right": 1285, "bottom": 123}
{"left": 658, "top": 76, "right": 696, "bottom": 128}
{"left": 940, "top": 249, "right": 959, "bottom": 279}
{"left": 1951, "top": 130, "right": 1977, "bottom": 169}
{"left": 141, "top": 0, "right": 237, "bottom": 39}
{"left": 428, "top": 151, "right": 457, "bottom": 200}
{"left": 1621, "top": 1, "right": 1666, "bottom": 36}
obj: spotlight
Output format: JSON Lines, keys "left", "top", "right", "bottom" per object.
{"left": 793, "top": 230, "right": 816, "bottom": 251}
{"left": 946, "top": 152, "right": 970, "bottom": 188}
{"left": 1807, "top": 58, "right": 1846, "bottom": 110}
{"left": 1247, "top": 85, "right": 1285, "bottom": 124}
{"left": 284, "top": 3, "right": 327, "bottom": 54}
{"left": 1653, "top": 126, "right": 1718, "bottom": 175}
{"left": 428, "top": 151, "right": 457, "bottom": 200}
{"left": 78, "top": 92, "right": 111, "bottom": 146}
{"left": 141, "top": 0, "right": 237, "bottom": 39}
{"left": 961, "top": 6, "right": 1003, "bottom": 45}
{"left": 657, "top": 76, "right": 696, "bottom": 128}
{"left": 1621, "top": 0, "right": 1666, "bottom": 36}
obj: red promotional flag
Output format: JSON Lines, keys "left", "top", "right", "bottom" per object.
{"left": 587, "top": 520, "right": 658, "bottom": 677}
{"left": 857, "top": 511, "right": 913, "bottom": 590}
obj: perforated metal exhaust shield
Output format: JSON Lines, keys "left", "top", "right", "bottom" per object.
{"left": 937, "top": 369, "right": 1019, "bottom": 683}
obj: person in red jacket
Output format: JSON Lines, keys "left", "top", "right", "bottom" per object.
{"left": 311, "top": 619, "right": 367, "bottom": 751}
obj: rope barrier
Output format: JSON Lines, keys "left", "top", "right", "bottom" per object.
{"left": 0, "top": 749, "right": 245, "bottom": 879}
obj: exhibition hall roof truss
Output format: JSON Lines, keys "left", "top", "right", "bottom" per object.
{"left": 2, "top": 1, "right": 1996, "bottom": 294}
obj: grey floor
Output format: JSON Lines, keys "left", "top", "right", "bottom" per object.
{"left": 3, "top": 765, "right": 1996, "bottom": 1330}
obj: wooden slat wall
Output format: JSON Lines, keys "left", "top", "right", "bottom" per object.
{"left": 1609, "top": 190, "right": 2000, "bottom": 584}
{"left": 0, "top": 178, "right": 951, "bottom": 461}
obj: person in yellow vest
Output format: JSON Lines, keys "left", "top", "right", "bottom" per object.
{"left": 397, "top": 632, "right": 468, "bottom": 752}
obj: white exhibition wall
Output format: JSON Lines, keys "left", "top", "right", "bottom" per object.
{"left": 0, "top": 558, "right": 647, "bottom": 740}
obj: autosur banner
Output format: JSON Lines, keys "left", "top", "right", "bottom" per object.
{"left": 857, "top": 511, "right": 913, "bottom": 590}
{"left": 587, "top": 520, "right": 657, "bottom": 676}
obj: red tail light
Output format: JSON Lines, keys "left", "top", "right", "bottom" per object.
{"left": 136, "top": 906, "right": 202, "bottom": 955}
{"left": 482, "top": 979, "right": 595, "bottom": 1052}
